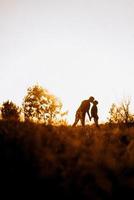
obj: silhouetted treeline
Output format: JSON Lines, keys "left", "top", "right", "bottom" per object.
{"left": 0, "top": 84, "right": 68, "bottom": 125}
{"left": 1, "top": 84, "right": 134, "bottom": 127}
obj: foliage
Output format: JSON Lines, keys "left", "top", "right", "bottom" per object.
{"left": 22, "top": 84, "right": 67, "bottom": 125}
{"left": 1, "top": 121, "right": 134, "bottom": 199}
{"left": 1, "top": 100, "right": 21, "bottom": 121}
{"left": 108, "top": 99, "right": 134, "bottom": 125}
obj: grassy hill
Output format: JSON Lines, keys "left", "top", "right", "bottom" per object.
{"left": 0, "top": 120, "right": 134, "bottom": 199}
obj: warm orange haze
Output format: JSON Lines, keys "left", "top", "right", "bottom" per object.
{"left": 1, "top": 1, "right": 134, "bottom": 199}
{"left": 0, "top": 0, "right": 134, "bottom": 124}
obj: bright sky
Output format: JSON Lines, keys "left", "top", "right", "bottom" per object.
{"left": 0, "top": 0, "right": 134, "bottom": 124}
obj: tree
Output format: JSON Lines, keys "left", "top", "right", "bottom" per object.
{"left": 108, "top": 99, "right": 134, "bottom": 125}
{"left": 1, "top": 100, "right": 21, "bottom": 121}
{"left": 22, "top": 84, "right": 67, "bottom": 125}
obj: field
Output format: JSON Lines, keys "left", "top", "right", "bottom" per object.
{"left": 0, "top": 120, "right": 134, "bottom": 199}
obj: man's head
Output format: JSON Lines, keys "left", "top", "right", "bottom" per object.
{"left": 88, "top": 96, "right": 94, "bottom": 102}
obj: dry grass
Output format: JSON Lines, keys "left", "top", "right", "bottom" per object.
{"left": 0, "top": 120, "right": 134, "bottom": 199}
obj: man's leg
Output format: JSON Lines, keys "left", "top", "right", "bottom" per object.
{"left": 73, "top": 118, "right": 79, "bottom": 126}
{"left": 72, "top": 111, "right": 80, "bottom": 126}
{"left": 80, "top": 113, "right": 86, "bottom": 126}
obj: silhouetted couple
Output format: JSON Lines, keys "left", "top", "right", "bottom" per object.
{"left": 73, "top": 96, "right": 99, "bottom": 127}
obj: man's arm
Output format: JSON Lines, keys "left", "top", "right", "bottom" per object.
{"left": 87, "top": 110, "right": 91, "bottom": 121}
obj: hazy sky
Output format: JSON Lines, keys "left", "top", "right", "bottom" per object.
{"left": 0, "top": 0, "right": 134, "bottom": 123}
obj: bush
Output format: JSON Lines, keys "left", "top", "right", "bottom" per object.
{"left": 1, "top": 100, "right": 21, "bottom": 121}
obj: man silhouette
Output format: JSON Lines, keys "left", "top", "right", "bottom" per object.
{"left": 73, "top": 96, "right": 94, "bottom": 126}
{"left": 91, "top": 100, "right": 99, "bottom": 127}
